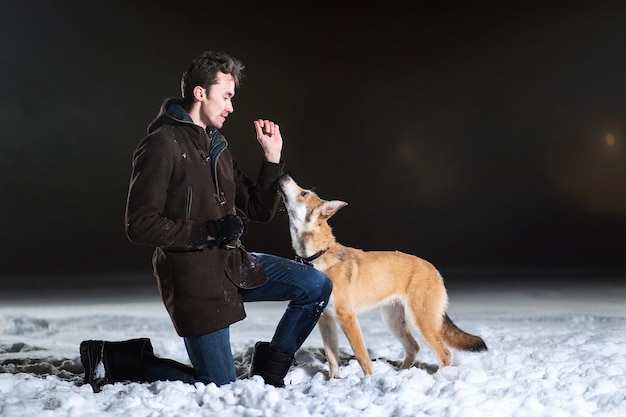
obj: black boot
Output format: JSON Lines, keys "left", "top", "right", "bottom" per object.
{"left": 80, "top": 338, "right": 154, "bottom": 392}
{"left": 249, "top": 341, "right": 295, "bottom": 387}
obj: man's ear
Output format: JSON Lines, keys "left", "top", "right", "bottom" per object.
{"left": 193, "top": 86, "right": 206, "bottom": 101}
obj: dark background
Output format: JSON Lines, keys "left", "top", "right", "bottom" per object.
{"left": 2, "top": 1, "right": 625, "bottom": 289}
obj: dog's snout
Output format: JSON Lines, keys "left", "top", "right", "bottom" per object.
{"left": 278, "top": 174, "right": 295, "bottom": 191}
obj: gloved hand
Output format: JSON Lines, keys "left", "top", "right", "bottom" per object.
{"left": 206, "top": 214, "right": 248, "bottom": 243}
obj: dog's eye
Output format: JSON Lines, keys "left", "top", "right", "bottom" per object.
{"left": 300, "top": 191, "right": 309, "bottom": 197}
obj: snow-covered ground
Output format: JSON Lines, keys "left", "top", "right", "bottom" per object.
{"left": 1, "top": 276, "right": 625, "bottom": 417}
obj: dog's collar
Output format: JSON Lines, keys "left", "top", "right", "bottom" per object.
{"left": 295, "top": 248, "right": 328, "bottom": 266}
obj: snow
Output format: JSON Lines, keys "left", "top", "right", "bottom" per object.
{"left": 1, "top": 277, "right": 625, "bottom": 417}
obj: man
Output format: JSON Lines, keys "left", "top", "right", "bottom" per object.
{"left": 80, "top": 50, "right": 332, "bottom": 390}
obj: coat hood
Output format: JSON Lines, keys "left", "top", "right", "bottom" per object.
{"left": 147, "top": 98, "right": 193, "bottom": 134}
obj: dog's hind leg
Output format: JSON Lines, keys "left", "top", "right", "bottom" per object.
{"left": 318, "top": 312, "right": 340, "bottom": 378}
{"left": 380, "top": 300, "right": 420, "bottom": 369}
{"left": 408, "top": 303, "right": 451, "bottom": 368}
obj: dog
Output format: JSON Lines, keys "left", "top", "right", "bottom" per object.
{"left": 278, "top": 174, "right": 487, "bottom": 378}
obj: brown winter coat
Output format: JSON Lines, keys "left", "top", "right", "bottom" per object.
{"left": 125, "top": 98, "right": 284, "bottom": 336}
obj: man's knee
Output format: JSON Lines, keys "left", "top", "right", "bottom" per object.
{"left": 309, "top": 270, "right": 333, "bottom": 303}
{"left": 322, "top": 273, "right": 333, "bottom": 300}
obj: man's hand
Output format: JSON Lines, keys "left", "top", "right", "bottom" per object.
{"left": 254, "top": 119, "right": 283, "bottom": 163}
{"left": 206, "top": 214, "right": 248, "bottom": 243}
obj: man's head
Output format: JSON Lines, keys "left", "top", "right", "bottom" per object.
{"left": 181, "top": 51, "right": 245, "bottom": 129}
{"left": 181, "top": 51, "right": 245, "bottom": 100}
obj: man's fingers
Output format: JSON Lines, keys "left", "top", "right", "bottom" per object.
{"left": 255, "top": 119, "right": 279, "bottom": 136}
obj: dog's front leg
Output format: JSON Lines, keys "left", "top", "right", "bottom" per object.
{"left": 318, "top": 312, "right": 340, "bottom": 378}
{"left": 336, "top": 310, "right": 374, "bottom": 376}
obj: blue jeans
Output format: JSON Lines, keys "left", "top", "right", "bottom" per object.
{"left": 143, "top": 252, "right": 332, "bottom": 386}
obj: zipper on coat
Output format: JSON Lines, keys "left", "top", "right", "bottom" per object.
{"left": 208, "top": 128, "right": 228, "bottom": 206}
{"left": 185, "top": 184, "right": 193, "bottom": 220}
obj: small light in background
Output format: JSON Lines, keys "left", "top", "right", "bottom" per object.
{"left": 605, "top": 132, "right": 616, "bottom": 146}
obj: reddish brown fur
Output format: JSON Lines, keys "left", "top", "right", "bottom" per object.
{"left": 279, "top": 175, "right": 487, "bottom": 378}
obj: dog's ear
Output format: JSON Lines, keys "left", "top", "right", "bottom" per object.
{"left": 321, "top": 200, "right": 348, "bottom": 218}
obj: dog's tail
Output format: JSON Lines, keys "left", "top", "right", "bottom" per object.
{"left": 441, "top": 314, "right": 488, "bottom": 352}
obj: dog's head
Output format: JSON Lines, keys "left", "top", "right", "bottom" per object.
{"left": 278, "top": 174, "right": 347, "bottom": 252}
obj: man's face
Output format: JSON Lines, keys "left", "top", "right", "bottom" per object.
{"left": 201, "top": 71, "right": 235, "bottom": 129}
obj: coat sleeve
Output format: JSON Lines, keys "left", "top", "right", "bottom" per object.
{"left": 125, "top": 134, "right": 209, "bottom": 250}
{"left": 233, "top": 157, "right": 285, "bottom": 222}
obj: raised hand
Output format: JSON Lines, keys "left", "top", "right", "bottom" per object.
{"left": 254, "top": 119, "right": 283, "bottom": 163}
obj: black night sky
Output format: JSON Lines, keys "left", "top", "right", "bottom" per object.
{"left": 2, "top": 1, "right": 625, "bottom": 288}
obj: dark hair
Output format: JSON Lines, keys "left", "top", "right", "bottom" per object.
{"left": 180, "top": 51, "right": 245, "bottom": 99}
